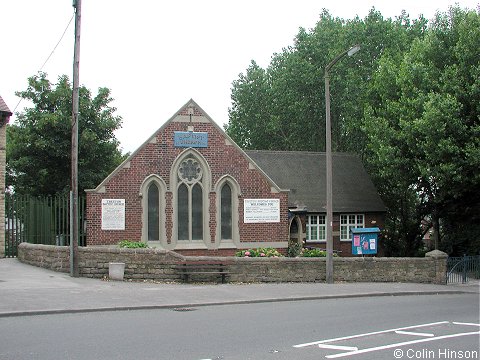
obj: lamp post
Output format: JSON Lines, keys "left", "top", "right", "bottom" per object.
{"left": 324, "top": 44, "right": 360, "bottom": 284}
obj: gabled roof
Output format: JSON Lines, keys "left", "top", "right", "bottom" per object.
{"left": 246, "top": 150, "right": 386, "bottom": 213}
{"left": 87, "top": 99, "right": 284, "bottom": 193}
{"left": 0, "top": 95, "right": 13, "bottom": 116}
{"left": 87, "top": 99, "right": 385, "bottom": 213}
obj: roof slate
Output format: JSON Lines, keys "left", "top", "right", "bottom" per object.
{"left": 245, "top": 150, "right": 386, "bottom": 213}
{"left": 0, "top": 95, "right": 12, "bottom": 115}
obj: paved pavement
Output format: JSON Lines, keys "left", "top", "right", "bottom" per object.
{"left": 0, "top": 258, "right": 478, "bottom": 317}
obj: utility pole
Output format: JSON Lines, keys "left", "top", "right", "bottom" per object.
{"left": 71, "top": 0, "right": 82, "bottom": 277}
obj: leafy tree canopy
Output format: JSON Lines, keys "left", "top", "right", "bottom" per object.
{"left": 7, "top": 72, "right": 127, "bottom": 196}
{"left": 226, "top": 6, "right": 479, "bottom": 256}
{"left": 364, "top": 7, "right": 480, "bottom": 255}
{"left": 226, "top": 8, "right": 427, "bottom": 153}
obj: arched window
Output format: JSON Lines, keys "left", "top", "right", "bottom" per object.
{"left": 147, "top": 182, "right": 159, "bottom": 240}
{"left": 215, "top": 176, "right": 240, "bottom": 247}
{"left": 221, "top": 183, "right": 232, "bottom": 240}
{"left": 178, "top": 183, "right": 189, "bottom": 240}
{"left": 176, "top": 155, "right": 205, "bottom": 241}
{"left": 140, "top": 175, "right": 166, "bottom": 246}
{"left": 191, "top": 183, "right": 203, "bottom": 240}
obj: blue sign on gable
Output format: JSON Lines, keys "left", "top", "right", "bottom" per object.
{"left": 174, "top": 131, "right": 208, "bottom": 148}
{"left": 351, "top": 227, "right": 380, "bottom": 255}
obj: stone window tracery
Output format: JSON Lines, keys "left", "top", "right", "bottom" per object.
{"left": 178, "top": 158, "right": 203, "bottom": 183}
{"left": 177, "top": 155, "right": 204, "bottom": 241}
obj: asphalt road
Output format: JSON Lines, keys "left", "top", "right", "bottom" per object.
{"left": 0, "top": 293, "right": 478, "bottom": 360}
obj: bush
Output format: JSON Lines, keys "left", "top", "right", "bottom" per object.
{"left": 287, "top": 242, "right": 303, "bottom": 257}
{"left": 118, "top": 240, "right": 148, "bottom": 249}
{"left": 301, "top": 248, "right": 327, "bottom": 257}
{"left": 300, "top": 248, "right": 339, "bottom": 257}
{"left": 235, "top": 247, "right": 283, "bottom": 258}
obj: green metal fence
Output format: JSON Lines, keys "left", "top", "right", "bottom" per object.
{"left": 446, "top": 255, "right": 480, "bottom": 284}
{"left": 4, "top": 194, "right": 86, "bottom": 257}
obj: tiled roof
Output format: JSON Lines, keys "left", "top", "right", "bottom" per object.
{"left": 0, "top": 95, "right": 13, "bottom": 116}
{"left": 246, "top": 150, "right": 386, "bottom": 213}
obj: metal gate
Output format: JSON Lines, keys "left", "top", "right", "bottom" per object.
{"left": 4, "top": 194, "right": 86, "bottom": 257}
{"left": 446, "top": 255, "right": 480, "bottom": 284}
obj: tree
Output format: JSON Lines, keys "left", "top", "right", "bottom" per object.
{"left": 226, "top": 8, "right": 426, "bottom": 154}
{"left": 7, "top": 72, "right": 127, "bottom": 196}
{"left": 364, "top": 7, "right": 480, "bottom": 255}
{"left": 226, "top": 5, "right": 479, "bottom": 255}
{"left": 226, "top": 61, "right": 273, "bottom": 149}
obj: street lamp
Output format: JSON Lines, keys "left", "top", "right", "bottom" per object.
{"left": 324, "top": 44, "right": 360, "bottom": 284}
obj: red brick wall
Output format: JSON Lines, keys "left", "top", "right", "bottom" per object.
{"left": 297, "top": 212, "right": 386, "bottom": 257}
{"left": 86, "top": 105, "right": 289, "bottom": 250}
{"left": 335, "top": 212, "right": 385, "bottom": 256}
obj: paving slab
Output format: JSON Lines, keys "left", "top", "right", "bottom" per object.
{"left": 0, "top": 258, "right": 477, "bottom": 317}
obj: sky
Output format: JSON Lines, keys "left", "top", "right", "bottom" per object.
{"left": 1, "top": 1, "right": 479, "bottom": 154}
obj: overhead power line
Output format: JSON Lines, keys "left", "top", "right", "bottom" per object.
{"left": 39, "top": 14, "right": 75, "bottom": 73}
{"left": 13, "top": 13, "right": 75, "bottom": 113}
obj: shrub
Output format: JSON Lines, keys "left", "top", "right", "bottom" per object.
{"left": 235, "top": 247, "right": 283, "bottom": 258}
{"left": 287, "top": 242, "right": 303, "bottom": 257}
{"left": 300, "top": 248, "right": 339, "bottom": 257}
{"left": 301, "top": 248, "right": 327, "bottom": 257}
{"left": 118, "top": 240, "right": 148, "bottom": 249}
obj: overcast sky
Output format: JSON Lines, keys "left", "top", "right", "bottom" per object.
{"left": 2, "top": 1, "right": 479, "bottom": 153}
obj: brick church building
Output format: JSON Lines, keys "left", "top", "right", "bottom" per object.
{"left": 86, "top": 100, "right": 385, "bottom": 256}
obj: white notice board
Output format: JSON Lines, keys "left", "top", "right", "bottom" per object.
{"left": 244, "top": 199, "right": 280, "bottom": 223}
{"left": 101, "top": 199, "right": 125, "bottom": 230}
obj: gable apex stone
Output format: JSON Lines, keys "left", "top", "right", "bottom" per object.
{"left": 86, "top": 99, "right": 284, "bottom": 194}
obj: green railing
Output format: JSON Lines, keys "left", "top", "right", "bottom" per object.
{"left": 446, "top": 255, "right": 480, "bottom": 284}
{"left": 4, "top": 194, "right": 86, "bottom": 257}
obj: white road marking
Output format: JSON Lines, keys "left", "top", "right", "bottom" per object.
{"left": 394, "top": 330, "right": 434, "bottom": 337}
{"left": 453, "top": 322, "right": 480, "bottom": 327}
{"left": 325, "top": 331, "right": 480, "bottom": 359}
{"left": 317, "top": 344, "right": 359, "bottom": 351}
{"left": 293, "top": 321, "right": 448, "bottom": 348}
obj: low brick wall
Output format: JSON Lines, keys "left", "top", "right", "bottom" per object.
{"left": 18, "top": 243, "right": 71, "bottom": 273}
{"left": 227, "top": 254, "right": 447, "bottom": 284}
{"left": 17, "top": 243, "right": 447, "bottom": 284}
{"left": 17, "top": 243, "right": 183, "bottom": 281}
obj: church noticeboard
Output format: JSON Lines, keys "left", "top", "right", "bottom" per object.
{"left": 101, "top": 199, "right": 125, "bottom": 230}
{"left": 244, "top": 199, "right": 280, "bottom": 223}
{"left": 174, "top": 131, "right": 208, "bottom": 148}
{"left": 351, "top": 227, "right": 380, "bottom": 255}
